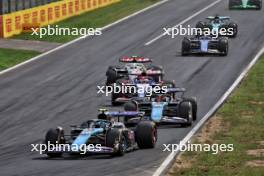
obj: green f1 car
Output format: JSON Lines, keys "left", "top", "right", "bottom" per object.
{"left": 229, "top": 0, "right": 262, "bottom": 9}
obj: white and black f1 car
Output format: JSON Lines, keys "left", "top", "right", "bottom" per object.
{"left": 182, "top": 35, "right": 229, "bottom": 56}
{"left": 106, "top": 56, "right": 164, "bottom": 85}
{"left": 44, "top": 110, "right": 157, "bottom": 157}
{"left": 123, "top": 88, "right": 197, "bottom": 127}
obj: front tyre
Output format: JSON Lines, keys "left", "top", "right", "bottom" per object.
{"left": 218, "top": 38, "right": 228, "bottom": 56}
{"left": 106, "top": 129, "right": 126, "bottom": 156}
{"left": 136, "top": 121, "right": 157, "bottom": 149}
{"left": 179, "top": 101, "right": 193, "bottom": 127}
{"left": 45, "top": 128, "right": 64, "bottom": 157}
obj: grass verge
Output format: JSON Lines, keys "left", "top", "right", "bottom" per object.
{"left": 13, "top": 0, "right": 159, "bottom": 43}
{"left": 0, "top": 48, "right": 39, "bottom": 71}
{"left": 168, "top": 56, "right": 264, "bottom": 176}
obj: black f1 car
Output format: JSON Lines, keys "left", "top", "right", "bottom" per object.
{"left": 123, "top": 88, "right": 197, "bottom": 126}
{"left": 229, "top": 0, "right": 262, "bottom": 10}
{"left": 106, "top": 56, "right": 164, "bottom": 85}
{"left": 182, "top": 35, "right": 229, "bottom": 56}
{"left": 44, "top": 110, "right": 157, "bottom": 157}
{"left": 196, "top": 15, "right": 238, "bottom": 38}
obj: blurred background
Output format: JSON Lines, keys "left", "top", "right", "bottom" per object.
{"left": 0, "top": 0, "right": 62, "bottom": 14}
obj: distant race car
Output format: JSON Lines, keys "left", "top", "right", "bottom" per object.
{"left": 111, "top": 75, "right": 175, "bottom": 105}
{"left": 229, "top": 0, "right": 262, "bottom": 10}
{"left": 181, "top": 35, "right": 229, "bottom": 56}
{"left": 123, "top": 88, "right": 197, "bottom": 127}
{"left": 44, "top": 110, "right": 157, "bottom": 157}
{"left": 106, "top": 56, "right": 164, "bottom": 85}
{"left": 196, "top": 15, "right": 238, "bottom": 38}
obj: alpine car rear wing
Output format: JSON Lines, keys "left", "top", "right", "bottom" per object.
{"left": 98, "top": 109, "right": 145, "bottom": 122}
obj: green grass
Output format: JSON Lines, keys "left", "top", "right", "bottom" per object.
{"left": 13, "top": 0, "right": 159, "bottom": 43}
{"left": 170, "top": 57, "right": 264, "bottom": 176}
{"left": 0, "top": 48, "right": 39, "bottom": 71}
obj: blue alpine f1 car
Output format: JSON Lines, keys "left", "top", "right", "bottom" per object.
{"left": 44, "top": 110, "right": 157, "bottom": 157}
{"left": 123, "top": 88, "right": 197, "bottom": 127}
{"left": 196, "top": 15, "right": 238, "bottom": 38}
{"left": 181, "top": 35, "right": 229, "bottom": 56}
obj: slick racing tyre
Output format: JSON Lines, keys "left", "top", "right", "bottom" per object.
{"left": 45, "top": 128, "right": 65, "bottom": 157}
{"left": 255, "top": 0, "right": 262, "bottom": 10}
{"left": 183, "top": 97, "right": 198, "bottom": 121}
{"left": 179, "top": 101, "right": 193, "bottom": 127}
{"left": 196, "top": 21, "right": 205, "bottom": 29}
{"left": 106, "top": 129, "right": 126, "bottom": 156}
{"left": 218, "top": 38, "right": 229, "bottom": 56}
{"left": 106, "top": 67, "right": 118, "bottom": 85}
{"left": 228, "top": 22, "right": 238, "bottom": 38}
{"left": 229, "top": 0, "right": 239, "bottom": 9}
{"left": 124, "top": 101, "right": 138, "bottom": 111}
{"left": 111, "top": 79, "right": 128, "bottom": 106}
{"left": 136, "top": 121, "right": 157, "bottom": 149}
{"left": 182, "top": 38, "right": 191, "bottom": 56}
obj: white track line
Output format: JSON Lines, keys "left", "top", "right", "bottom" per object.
{"left": 0, "top": 0, "right": 170, "bottom": 76}
{"left": 152, "top": 46, "right": 264, "bottom": 176}
{"left": 144, "top": 0, "right": 222, "bottom": 46}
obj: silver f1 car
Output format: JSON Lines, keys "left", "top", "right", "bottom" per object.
{"left": 106, "top": 56, "right": 164, "bottom": 85}
{"left": 182, "top": 35, "right": 229, "bottom": 56}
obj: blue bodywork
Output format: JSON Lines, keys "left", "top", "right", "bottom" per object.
{"left": 150, "top": 102, "right": 168, "bottom": 122}
{"left": 71, "top": 128, "right": 104, "bottom": 150}
{"left": 200, "top": 40, "right": 209, "bottom": 52}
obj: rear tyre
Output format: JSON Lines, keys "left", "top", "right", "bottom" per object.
{"left": 256, "top": 0, "right": 262, "bottom": 10}
{"left": 228, "top": 23, "right": 238, "bottom": 38}
{"left": 45, "top": 128, "right": 64, "bottom": 157}
{"left": 136, "top": 121, "right": 157, "bottom": 149}
{"left": 124, "top": 101, "right": 138, "bottom": 111}
{"left": 228, "top": 0, "right": 237, "bottom": 9}
{"left": 106, "top": 129, "right": 125, "bottom": 156}
{"left": 106, "top": 68, "right": 118, "bottom": 85}
{"left": 195, "top": 21, "right": 204, "bottom": 29}
{"left": 111, "top": 91, "right": 123, "bottom": 106}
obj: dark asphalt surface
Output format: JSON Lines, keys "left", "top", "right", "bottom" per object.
{"left": 0, "top": 0, "right": 264, "bottom": 175}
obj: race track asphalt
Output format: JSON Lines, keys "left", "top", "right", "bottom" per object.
{"left": 0, "top": 0, "right": 264, "bottom": 175}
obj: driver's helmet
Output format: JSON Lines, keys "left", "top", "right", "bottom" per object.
{"left": 214, "top": 15, "right": 220, "bottom": 23}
